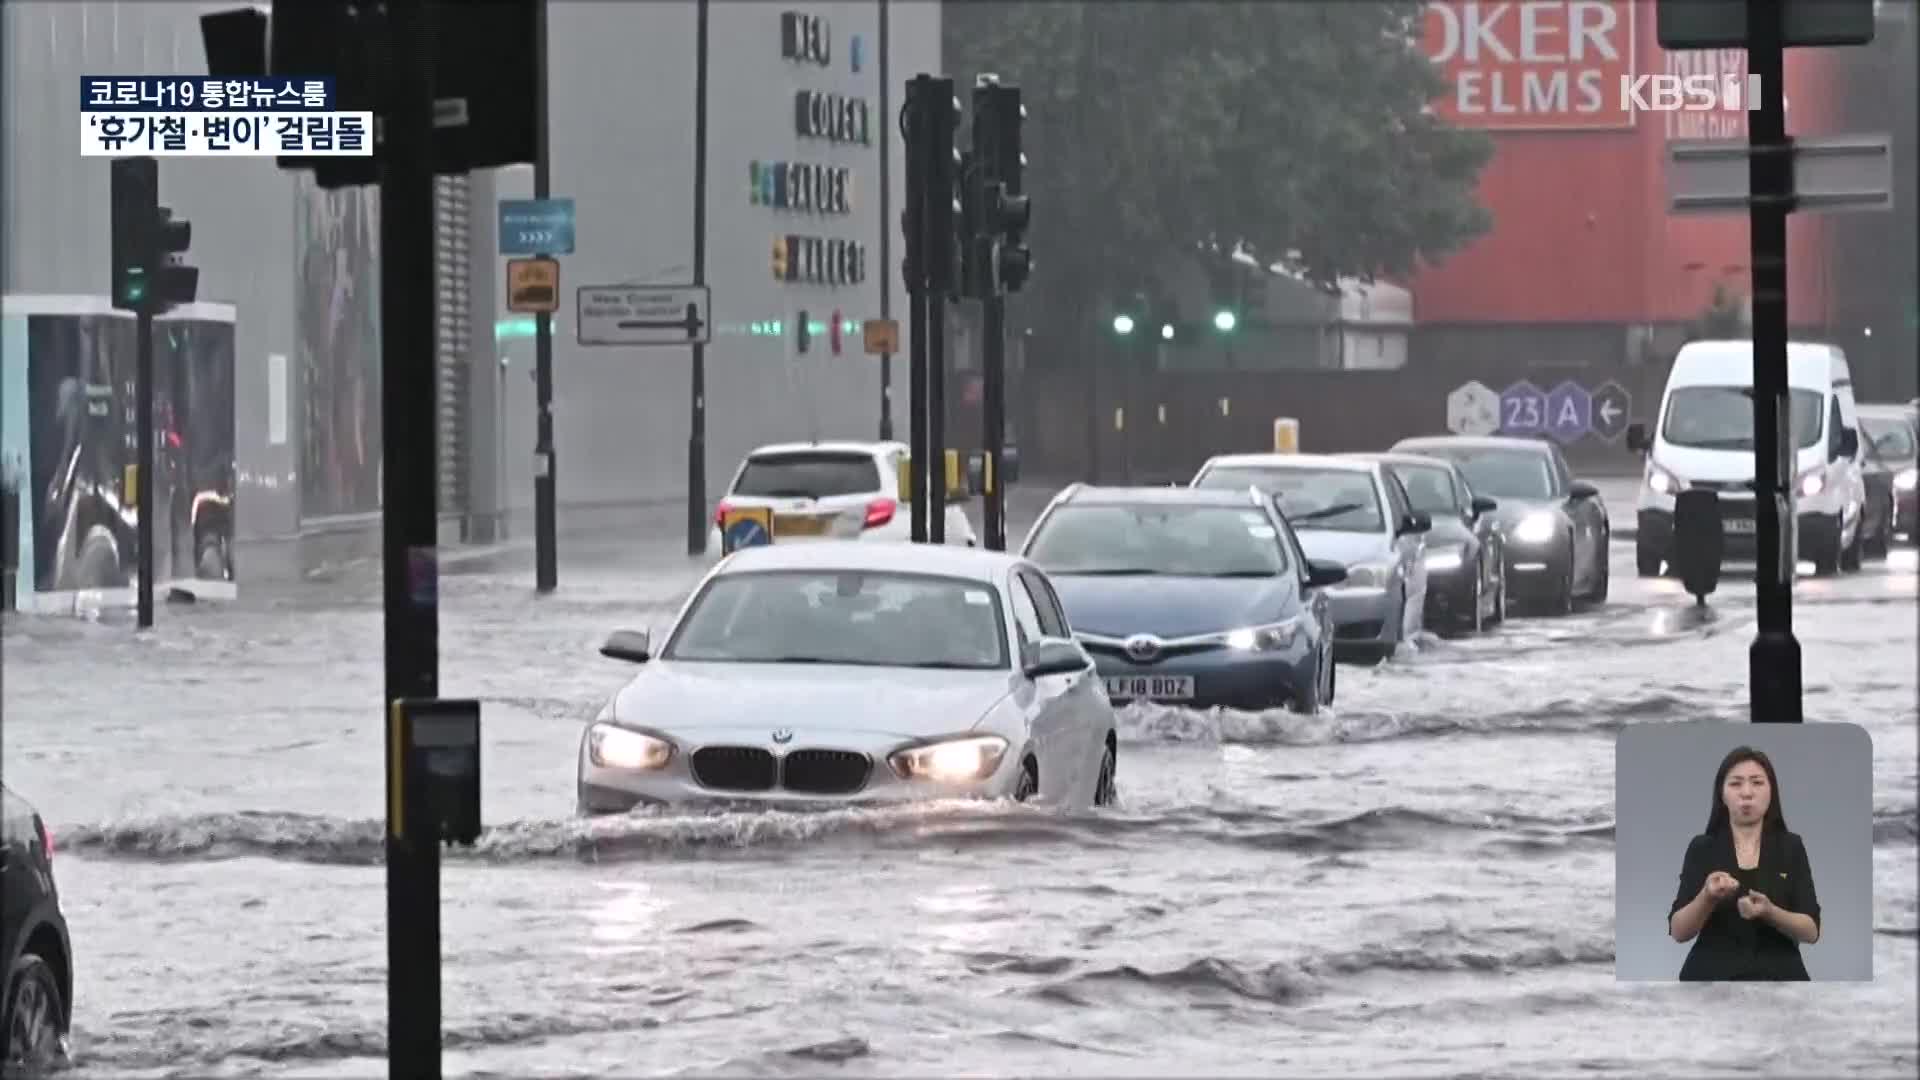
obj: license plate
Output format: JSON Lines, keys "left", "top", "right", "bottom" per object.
{"left": 1725, "top": 518, "right": 1756, "bottom": 534}
{"left": 774, "top": 513, "right": 831, "bottom": 537}
{"left": 1104, "top": 675, "right": 1194, "bottom": 701}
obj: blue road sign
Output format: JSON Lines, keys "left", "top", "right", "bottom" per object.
{"left": 1589, "top": 381, "right": 1632, "bottom": 442}
{"left": 721, "top": 507, "right": 773, "bottom": 554}
{"left": 1499, "top": 380, "right": 1548, "bottom": 435}
{"left": 1545, "top": 381, "right": 1593, "bottom": 444}
{"left": 499, "top": 198, "right": 575, "bottom": 256}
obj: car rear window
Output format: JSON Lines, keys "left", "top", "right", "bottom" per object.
{"left": 732, "top": 452, "right": 881, "bottom": 498}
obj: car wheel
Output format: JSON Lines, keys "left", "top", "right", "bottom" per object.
{"left": 1589, "top": 547, "right": 1610, "bottom": 604}
{"left": 1461, "top": 572, "right": 1484, "bottom": 635}
{"left": 1093, "top": 743, "right": 1117, "bottom": 807}
{"left": 1557, "top": 547, "right": 1577, "bottom": 615}
{"left": 4, "top": 953, "right": 65, "bottom": 1075}
{"left": 1840, "top": 525, "right": 1863, "bottom": 572}
{"left": 1323, "top": 652, "right": 1336, "bottom": 706}
{"left": 1013, "top": 760, "right": 1038, "bottom": 802}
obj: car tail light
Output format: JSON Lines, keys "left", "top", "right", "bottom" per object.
{"left": 34, "top": 815, "right": 52, "bottom": 863}
{"left": 864, "top": 497, "right": 896, "bottom": 529}
{"left": 713, "top": 501, "right": 731, "bottom": 528}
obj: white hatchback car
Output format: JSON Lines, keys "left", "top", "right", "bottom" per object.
{"left": 708, "top": 440, "right": 978, "bottom": 552}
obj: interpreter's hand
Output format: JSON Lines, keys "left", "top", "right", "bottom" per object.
{"left": 1703, "top": 871, "right": 1741, "bottom": 903}
{"left": 1737, "top": 890, "right": 1774, "bottom": 921}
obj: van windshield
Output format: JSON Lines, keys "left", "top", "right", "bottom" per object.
{"left": 1661, "top": 387, "right": 1823, "bottom": 451}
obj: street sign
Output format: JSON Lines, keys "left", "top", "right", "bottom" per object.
{"left": 1590, "top": 381, "right": 1633, "bottom": 443}
{"left": 498, "top": 198, "right": 575, "bottom": 256}
{"left": 720, "top": 506, "right": 772, "bottom": 554}
{"left": 1446, "top": 380, "right": 1501, "bottom": 436}
{"left": 1657, "top": 0, "right": 1874, "bottom": 49}
{"left": 1545, "top": 381, "right": 1593, "bottom": 444}
{"left": 1668, "top": 135, "right": 1894, "bottom": 215}
{"left": 1499, "top": 380, "right": 1548, "bottom": 435}
{"left": 863, "top": 318, "right": 898, "bottom": 355}
{"left": 576, "top": 284, "right": 712, "bottom": 346}
{"left": 505, "top": 256, "right": 559, "bottom": 314}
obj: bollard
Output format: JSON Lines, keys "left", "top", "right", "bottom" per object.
{"left": 1271, "top": 417, "right": 1300, "bottom": 453}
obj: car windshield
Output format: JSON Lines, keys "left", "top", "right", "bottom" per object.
{"left": 1403, "top": 447, "right": 1554, "bottom": 501}
{"left": 1661, "top": 386, "right": 1824, "bottom": 451}
{"left": 732, "top": 452, "right": 880, "bottom": 498}
{"left": 1025, "top": 504, "right": 1290, "bottom": 576}
{"left": 663, "top": 570, "right": 1007, "bottom": 669}
{"left": 1390, "top": 463, "right": 1461, "bottom": 515}
{"left": 1195, "top": 466, "right": 1384, "bottom": 532}
{"left": 1861, "top": 415, "right": 1916, "bottom": 463}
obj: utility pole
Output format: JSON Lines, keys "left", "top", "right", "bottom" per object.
{"left": 877, "top": 0, "right": 894, "bottom": 441}
{"left": 902, "top": 76, "right": 957, "bottom": 543}
{"left": 532, "top": 0, "right": 557, "bottom": 592}
{"left": 686, "top": 0, "right": 712, "bottom": 556}
{"left": 378, "top": 0, "right": 444, "bottom": 1070}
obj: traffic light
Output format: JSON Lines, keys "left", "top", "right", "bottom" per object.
{"left": 921, "top": 86, "right": 963, "bottom": 297}
{"left": 1111, "top": 314, "right": 1136, "bottom": 336}
{"left": 1213, "top": 309, "right": 1238, "bottom": 332}
{"left": 969, "top": 78, "right": 1031, "bottom": 296}
{"left": 109, "top": 156, "right": 198, "bottom": 314}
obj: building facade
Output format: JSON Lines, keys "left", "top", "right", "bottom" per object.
{"left": 2, "top": 0, "right": 939, "bottom": 582}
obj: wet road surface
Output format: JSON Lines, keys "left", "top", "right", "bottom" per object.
{"left": 3, "top": 486, "right": 1915, "bottom": 1078}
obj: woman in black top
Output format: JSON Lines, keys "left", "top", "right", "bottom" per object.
{"left": 1667, "top": 746, "right": 1823, "bottom": 980}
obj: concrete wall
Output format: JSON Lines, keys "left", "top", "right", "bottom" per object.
{"left": 2, "top": 1, "right": 300, "bottom": 551}
{"left": 490, "top": 1, "right": 940, "bottom": 529}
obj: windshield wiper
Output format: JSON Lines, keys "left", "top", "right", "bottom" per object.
{"left": 1290, "top": 502, "right": 1368, "bottom": 522}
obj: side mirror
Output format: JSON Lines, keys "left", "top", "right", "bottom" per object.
{"left": 1305, "top": 558, "right": 1348, "bottom": 588}
{"left": 1470, "top": 495, "right": 1498, "bottom": 517}
{"left": 599, "top": 628, "right": 652, "bottom": 663}
{"left": 1568, "top": 480, "right": 1600, "bottom": 501}
{"left": 1838, "top": 428, "right": 1859, "bottom": 459}
{"left": 1022, "top": 637, "right": 1090, "bottom": 679}
{"left": 1397, "top": 511, "right": 1431, "bottom": 536}
{"left": 1625, "top": 422, "right": 1650, "bottom": 453}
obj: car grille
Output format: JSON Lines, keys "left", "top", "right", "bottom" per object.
{"left": 690, "top": 746, "right": 777, "bottom": 791}
{"left": 1692, "top": 479, "right": 1751, "bottom": 493}
{"left": 781, "top": 749, "right": 872, "bottom": 795}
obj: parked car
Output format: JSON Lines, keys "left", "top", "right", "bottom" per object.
{"left": 1857, "top": 403, "right": 1918, "bottom": 544}
{"left": 1343, "top": 452, "right": 1507, "bottom": 634}
{"left": 3, "top": 785, "right": 72, "bottom": 1074}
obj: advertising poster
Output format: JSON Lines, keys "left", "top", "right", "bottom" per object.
{"left": 2, "top": 315, "right": 30, "bottom": 602}
{"left": 296, "top": 175, "right": 383, "bottom": 518}
{"left": 156, "top": 315, "right": 238, "bottom": 582}
{"left": 24, "top": 309, "right": 137, "bottom": 593}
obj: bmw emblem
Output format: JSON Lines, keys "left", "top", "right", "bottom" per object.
{"left": 771, "top": 728, "right": 794, "bottom": 744}
{"left": 1123, "top": 634, "right": 1162, "bottom": 662}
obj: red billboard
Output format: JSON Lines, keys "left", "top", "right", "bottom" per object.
{"left": 1424, "top": 0, "right": 1637, "bottom": 131}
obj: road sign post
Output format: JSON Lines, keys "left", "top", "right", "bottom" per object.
{"left": 1545, "top": 381, "right": 1593, "bottom": 444}
{"left": 575, "top": 285, "right": 713, "bottom": 346}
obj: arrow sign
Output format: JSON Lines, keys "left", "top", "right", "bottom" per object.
{"left": 577, "top": 284, "right": 713, "bottom": 347}
{"left": 1590, "top": 381, "right": 1632, "bottom": 443}
{"left": 616, "top": 303, "right": 706, "bottom": 338}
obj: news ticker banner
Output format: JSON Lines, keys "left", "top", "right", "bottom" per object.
{"left": 80, "top": 76, "right": 373, "bottom": 158}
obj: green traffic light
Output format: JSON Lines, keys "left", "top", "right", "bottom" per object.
{"left": 1112, "top": 314, "right": 1135, "bottom": 335}
{"left": 1160, "top": 323, "right": 1175, "bottom": 341}
{"left": 1213, "top": 310, "right": 1237, "bottom": 332}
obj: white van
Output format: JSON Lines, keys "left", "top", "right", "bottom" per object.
{"left": 1626, "top": 340, "right": 1866, "bottom": 576}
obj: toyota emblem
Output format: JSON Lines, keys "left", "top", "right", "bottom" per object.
{"left": 771, "top": 728, "right": 794, "bottom": 744}
{"left": 1123, "top": 634, "right": 1163, "bottom": 662}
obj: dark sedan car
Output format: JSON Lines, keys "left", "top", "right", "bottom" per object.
{"left": 1020, "top": 484, "right": 1347, "bottom": 713}
{"left": 2, "top": 786, "right": 72, "bottom": 1074}
{"left": 1390, "top": 435, "right": 1608, "bottom": 614}
{"left": 1344, "top": 452, "right": 1506, "bottom": 633}
{"left": 1858, "top": 404, "right": 1918, "bottom": 544}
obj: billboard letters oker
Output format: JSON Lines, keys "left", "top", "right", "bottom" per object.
{"left": 1424, "top": 0, "right": 1636, "bottom": 131}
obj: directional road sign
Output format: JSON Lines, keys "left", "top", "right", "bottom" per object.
{"left": 1668, "top": 135, "right": 1893, "bottom": 216}
{"left": 576, "top": 284, "right": 712, "bottom": 347}
{"left": 721, "top": 506, "right": 772, "bottom": 554}
{"left": 1589, "top": 381, "right": 1633, "bottom": 443}
{"left": 505, "top": 257, "right": 559, "bottom": 314}
{"left": 1499, "top": 381, "right": 1548, "bottom": 436}
{"left": 1545, "top": 381, "right": 1593, "bottom": 444}
{"left": 1446, "top": 380, "right": 1501, "bottom": 436}
{"left": 863, "top": 318, "right": 899, "bottom": 355}
{"left": 1657, "top": 0, "right": 1874, "bottom": 50}
{"left": 498, "top": 198, "right": 575, "bottom": 256}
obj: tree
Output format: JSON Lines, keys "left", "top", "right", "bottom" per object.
{"left": 1693, "top": 282, "right": 1749, "bottom": 339}
{"left": 943, "top": 1, "right": 1494, "bottom": 345}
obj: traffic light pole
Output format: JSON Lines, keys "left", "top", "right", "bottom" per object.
{"left": 134, "top": 301, "right": 155, "bottom": 629}
{"left": 981, "top": 293, "right": 1006, "bottom": 550}
{"left": 379, "top": 0, "right": 445, "bottom": 1072}
{"left": 928, "top": 293, "right": 947, "bottom": 543}
{"left": 1745, "top": 0, "right": 1801, "bottom": 724}
{"left": 876, "top": 0, "right": 894, "bottom": 442}
{"left": 532, "top": 0, "right": 557, "bottom": 592}
{"left": 904, "top": 79, "right": 929, "bottom": 544}
{"left": 687, "top": 0, "right": 711, "bottom": 557}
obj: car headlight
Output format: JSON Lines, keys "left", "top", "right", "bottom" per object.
{"left": 1513, "top": 512, "right": 1558, "bottom": 544}
{"left": 1647, "top": 463, "right": 1684, "bottom": 496}
{"left": 588, "top": 724, "right": 674, "bottom": 770}
{"left": 889, "top": 735, "right": 1009, "bottom": 782}
{"left": 1797, "top": 469, "right": 1826, "bottom": 498}
{"left": 1424, "top": 545, "right": 1465, "bottom": 571}
{"left": 1897, "top": 468, "right": 1918, "bottom": 491}
{"left": 1221, "top": 617, "right": 1302, "bottom": 651}
{"left": 1342, "top": 561, "right": 1394, "bottom": 588}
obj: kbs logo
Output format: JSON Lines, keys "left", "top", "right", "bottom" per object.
{"left": 1620, "top": 73, "right": 1761, "bottom": 112}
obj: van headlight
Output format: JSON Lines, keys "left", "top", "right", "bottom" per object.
{"left": 1221, "top": 618, "right": 1302, "bottom": 651}
{"left": 1647, "top": 464, "right": 1684, "bottom": 496}
{"left": 588, "top": 724, "right": 674, "bottom": 770}
{"left": 1797, "top": 470, "right": 1826, "bottom": 498}
{"left": 1424, "top": 545, "right": 1465, "bottom": 571}
{"left": 890, "top": 735, "right": 1008, "bottom": 782}
{"left": 1895, "top": 468, "right": 1916, "bottom": 491}
{"left": 1513, "top": 513, "right": 1558, "bottom": 544}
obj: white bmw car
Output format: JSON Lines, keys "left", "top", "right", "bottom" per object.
{"left": 577, "top": 541, "right": 1119, "bottom": 814}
